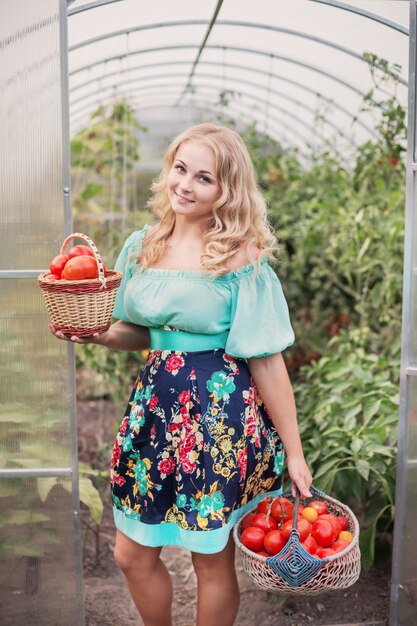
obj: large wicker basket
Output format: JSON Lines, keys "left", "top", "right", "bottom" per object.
{"left": 233, "top": 486, "right": 361, "bottom": 595}
{"left": 38, "top": 233, "right": 122, "bottom": 337}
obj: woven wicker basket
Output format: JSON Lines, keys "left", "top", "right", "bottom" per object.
{"left": 38, "top": 233, "right": 122, "bottom": 337}
{"left": 233, "top": 486, "right": 361, "bottom": 595}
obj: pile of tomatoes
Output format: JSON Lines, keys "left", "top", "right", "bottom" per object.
{"left": 240, "top": 495, "right": 353, "bottom": 559}
{"left": 46, "top": 245, "right": 106, "bottom": 281}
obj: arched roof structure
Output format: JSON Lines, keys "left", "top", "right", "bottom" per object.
{"left": 67, "top": 0, "right": 409, "bottom": 159}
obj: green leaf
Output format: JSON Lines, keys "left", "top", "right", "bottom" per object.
{"left": 360, "top": 525, "right": 376, "bottom": 572}
{"left": 355, "top": 459, "right": 370, "bottom": 481}
{"left": 77, "top": 477, "right": 104, "bottom": 524}
{"left": 37, "top": 477, "right": 59, "bottom": 503}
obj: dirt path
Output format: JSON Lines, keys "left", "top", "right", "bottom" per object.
{"left": 78, "top": 399, "right": 390, "bottom": 626}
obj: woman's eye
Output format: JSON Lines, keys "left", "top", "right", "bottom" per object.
{"left": 199, "top": 176, "right": 211, "bottom": 183}
{"left": 175, "top": 164, "right": 185, "bottom": 172}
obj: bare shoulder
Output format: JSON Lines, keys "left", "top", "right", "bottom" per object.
{"left": 226, "top": 243, "right": 261, "bottom": 271}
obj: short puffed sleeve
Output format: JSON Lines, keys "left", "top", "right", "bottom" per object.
{"left": 225, "top": 262, "right": 295, "bottom": 359}
{"left": 112, "top": 227, "right": 147, "bottom": 322}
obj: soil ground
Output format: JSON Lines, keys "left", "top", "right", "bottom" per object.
{"left": 77, "top": 398, "right": 391, "bottom": 626}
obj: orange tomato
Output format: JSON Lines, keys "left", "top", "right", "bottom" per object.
{"left": 302, "top": 506, "right": 319, "bottom": 523}
{"left": 339, "top": 530, "right": 353, "bottom": 543}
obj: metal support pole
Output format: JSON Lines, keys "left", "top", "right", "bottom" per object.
{"left": 390, "top": 2, "right": 417, "bottom": 624}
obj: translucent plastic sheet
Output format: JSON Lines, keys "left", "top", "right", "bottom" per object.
{"left": 67, "top": 0, "right": 409, "bottom": 154}
{"left": 1, "top": 1, "right": 83, "bottom": 623}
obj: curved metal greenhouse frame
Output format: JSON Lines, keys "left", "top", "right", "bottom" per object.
{"left": 0, "top": 1, "right": 415, "bottom": 625}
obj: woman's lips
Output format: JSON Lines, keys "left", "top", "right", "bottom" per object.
{"left": 175, "top": 192, "right": 195, "bottom": 204}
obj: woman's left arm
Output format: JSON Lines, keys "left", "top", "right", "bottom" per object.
{"left": 248, "top": 352, "right": 313, "bottom": 498}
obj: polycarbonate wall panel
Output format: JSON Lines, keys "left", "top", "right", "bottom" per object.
{"left": 0, "top": 1, "right": 83, "bottom": 624}
{"left": 0, "top": 0, "right": 66, "bottom": 270}
{"left": 0, "top": 478, "right": 79, "bottom": 626}
{"left": 0, "top": 280, "right": 71, "bottom": 470}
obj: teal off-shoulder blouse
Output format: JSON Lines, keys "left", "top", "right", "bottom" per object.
{"left": 113, "top": 226, "right": 294, "bottom": 358}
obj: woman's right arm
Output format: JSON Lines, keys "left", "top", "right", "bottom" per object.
{"left": 50, "top": 320, "right": 150, "bottom": 351}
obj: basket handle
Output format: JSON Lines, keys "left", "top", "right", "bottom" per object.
{"left": 61, "top": 232, "right": 107, "bottom": 289}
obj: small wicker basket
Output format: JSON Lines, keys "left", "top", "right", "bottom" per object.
{"left": 38, "top": 233, "right": 122, "bottom": 337}
{"left": 233, "top": 486, "right": 361, "bottom": 595}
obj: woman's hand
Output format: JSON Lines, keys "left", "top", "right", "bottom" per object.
{"left": 286, "top": 454, "right": 313, "bottom": 499}
{"left": 49, "top": 323, "right": 103, "bottom": 345}
{"left": 49, "top": 320, "right": 150, "bottom": 351}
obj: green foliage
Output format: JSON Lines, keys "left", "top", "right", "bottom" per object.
{"left": 242, "top": 54, "right": 405, "bottom": 568}
{"left": 294, "top": 330, "right": 398, "bottom": 569}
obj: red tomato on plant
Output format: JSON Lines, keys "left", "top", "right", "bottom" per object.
{"left": 311, "top": 519, "right": 334, "bottom": 548}
{"left": 241, "top": 513, "right": 257, "bottom": 531}
{"left": 256, "top": 497, "right": 273, "bottom": 515}
{"left": 309, "top": 500, "right": 328, "bottom": 516}
{"left": 264, "top": 529, "right": 286, "bottom": 555}
{"left": 49, "top": 254, "right": 68, "bottom": 278}
{"left": 252, "top": 513, "right": 277, "bottom": 533}
{"left": 337, "top": 515, "right": 349, "bottom": 532}
{"left": 67, "top": 245, "right": 95, "bottom": 260}
{"left": 241, "top": 527, "right": 265, "bottom": 552}
{"left": 61, "top": 255, "right": 98, "bottom": 280}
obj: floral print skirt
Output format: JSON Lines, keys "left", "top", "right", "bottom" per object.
{"left": 111, "top": 349, "right": 284, "bottom": 554}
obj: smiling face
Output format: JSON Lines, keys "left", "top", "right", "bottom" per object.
{"left": 167, "top": 141, "right": 222, "bottom": 222}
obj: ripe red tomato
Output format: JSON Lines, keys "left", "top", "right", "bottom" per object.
{"left": 50, "top": 254, "right": 68, "bottom": 278}
{"left": 241, "top": 527, "right": 265, "bottom": 552}
{"left": 281, "top": 517, "right": 312, "bottom": 542}
{"left": 270, "top": 497, "right": 291, "bottom": 522}
{"left": 337, "top": 515, "right": 349, "bottom": 532}
{"left": 45, "top": 273, "right": 60, "bottom": 281}
{"left": 256, "top": 497, "right": 273, "bottom": 515}
{"left": 67, "top": 245, "right": 95, "bottom": 260}
{"left": 332, "top": 539, "right": 350, "bottom": 553}
{"left": 301, "top": 534, "right": 317, "bottom": 555}
{"left": 256, "top": 550, "right": 270, "bottom": 558}
{"left": 61, "top": 255, "right": 98, "bottom": 280}
{"left": 316, "top": 547, "right": 336, "bottom": 559}
{"left": 252, "top": 513, "right": 277, "bottom": 533}
{"left": 309, "top": 500, "right": 328, "bottom": 516}
{"left": 311, "top": 519, "right": 334, "bottom": 548}
{"left": 318, "top": 514, "right": 341, "bottom": 542}
{"left": 264, "top": 530, "right": 286, "bottom": 555}
{"left": 241, "top": 513, "right": 257, "bottom": 532}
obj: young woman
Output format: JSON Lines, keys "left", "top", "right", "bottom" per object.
{"left": 51, "top": 123, "right": 312, "bottom": 626}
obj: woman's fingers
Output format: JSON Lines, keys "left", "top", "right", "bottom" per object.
{"left": 48, "top": 324, "right": 99, "bottom": 344}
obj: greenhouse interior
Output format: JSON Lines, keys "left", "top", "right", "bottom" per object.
{"left": 0, "top": 0, "right": 416, "bottom": 624}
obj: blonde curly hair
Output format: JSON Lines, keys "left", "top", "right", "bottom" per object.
{"left": 139, "top": 123, "right": 277, "bottom": 276}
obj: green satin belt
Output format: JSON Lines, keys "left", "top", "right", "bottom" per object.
{"left": 149, "top": 327, "right": 229, "bottom": 352}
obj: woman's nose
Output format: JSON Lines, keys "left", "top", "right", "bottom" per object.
{"left": 179, "top": 177, "right": 193, "bottom": 193}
